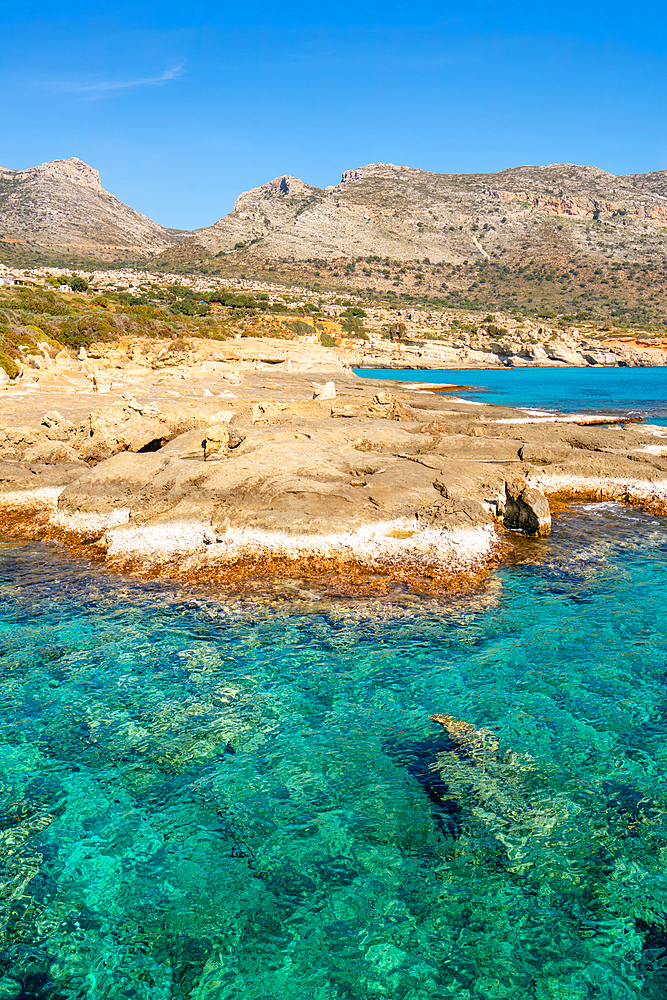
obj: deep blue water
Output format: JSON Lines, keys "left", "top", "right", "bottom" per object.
{"left": 2, "top": 502, "right": 667, "bottom": 997}
{"left": 354, "top": 366, "right": 667, "bottom": 424}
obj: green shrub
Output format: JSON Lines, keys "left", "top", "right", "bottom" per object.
{"left": 286, "top": 320, "right": 317, "bottom": 336}
{"left": 169, "top": 300, "right": 210, "bottom": 316}
{"left": 0, "top": 353, "right": 19, "bottom": 379}
{"left": 209, "top": 290, "right": 267, "bottom": 311}
{"left": 12, "top": 290, "right": 69, "bottom": 316}
{"left": 384, "top": 322, "right": 407, "bottom": 341}
{"left": 320, "top": 331, "right": 336, "bottom": 347}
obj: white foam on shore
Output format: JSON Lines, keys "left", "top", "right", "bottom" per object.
{"left": 637, "top": 444, "right": 667, "bottom": 456}
{"left": 0, "top": 486, "right": 64, "bottom": 509}
{"left": 0, "top": 487, "right": 130, "bottom": 532}
{"left": 50, "top": 508, "right": 131, "bottom": 532}
{"left": 533, "top": 473, "right": 667, "bottom": 504}
{"left": 103, "top": 517, "right": 498, "bottom": 572}
{"left": 485, "top": 414, "right": 620, "bottom": 425}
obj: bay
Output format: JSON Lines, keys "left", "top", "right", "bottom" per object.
{"left": 0, "top": 501, "right": 666, "bottom": 997}
{"left": 354, "top": 365, "right": 667, "bottom": 424}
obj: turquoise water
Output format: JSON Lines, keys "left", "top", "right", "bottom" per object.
{"left": 2, "top": 504, "right": 667, "bottom": 997}
{"left": 354, "top": 366, "right": 667, "bottom": 424}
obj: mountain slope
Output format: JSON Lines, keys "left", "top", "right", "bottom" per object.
{"left": 0, "top": 157, "right": 183, "bottom": 264}
{"left": 154, "top": 161, "right": 667, "bottom": 272}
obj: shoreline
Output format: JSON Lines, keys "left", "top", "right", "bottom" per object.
{"left": 0, "top": 476, "right": 663, "bottom": 598}
{"left": 0, "top": 346, "right": 664, "bottom": 594}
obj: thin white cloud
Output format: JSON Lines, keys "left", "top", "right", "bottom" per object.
{"left": 56, "top": 65, "right": 183, "bottom": 93}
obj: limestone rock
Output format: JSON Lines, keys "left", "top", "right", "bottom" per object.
{"left": 518, "top": 442, "right": 572, "bottom": 464}
{"left": 204, "top": 425, "right": 230, "bottom": 460}
{"left": 503, "top": 477, "right": 551, "bottom": 536}
{"left": 312, "top": 381, "right": 336, "bottom": 400}
{"left": 547, "top": 342, "right": 586, "bottom": 366}
{"left": 41, "top": 410, "right": 65, "bottom": 428}
{"left": 23, "top": 441, "right": 83, "bottom": 466}
{"left": 209, "top": 409, "right": 234, "bottom": 424}
{"left": 583, "top": 350, "right": 620, "bottom": 366}
{"left": 92, "top": 373, "right": 112, "bottom": 393}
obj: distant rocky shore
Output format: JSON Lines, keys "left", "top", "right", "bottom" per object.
{"left": 0, "top": 333, "right": 665, "bottom": 594}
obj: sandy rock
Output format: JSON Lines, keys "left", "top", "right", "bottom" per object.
{"left": 58, "top": 452, "right": 169, "bottom": 514}
{"left": 526, "top": 345, "right": 550, "bottom": 361}
{"left": 23, "top": 441, "right": 82, "bottom": 465}
{"left": 547, "top": 342, "right": 587, "bottom": 366}
{"left": 77, "top": 403, "right": 194, "bottom": 463}
{"left": 55, "top": 350, "right": 74, "bottom": 368}
{"left": 518, "top": 442, "right": 573, "bottom": 464}
{"left": 92, "top": 373, "right": 112, "bottom": 393}
{"left": 312, "top": 381, "right": 336, "bottom": 400}
{"left": 503, "top": 477, "right": 551, "bottom": 536}
{"left": 41, "top": 410, "right": 65, "bottom": 428}
{"left": 209, "top": 410, "right": 234, "bottom": 424}
{"left": 251, "top": 401, "right": 282, "bottom": 423}
{"left": 204, "top": 425, "right": 230, "bottom": 460}
{"left": 331, "top": 405, "right": 365, "bottom": 418}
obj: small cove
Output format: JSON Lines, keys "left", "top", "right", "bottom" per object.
{"left": 354, "top": 365, "right": 667, "bottom": 424}
{"left": 1, "top": 501, "right": 667, "bottom": 997}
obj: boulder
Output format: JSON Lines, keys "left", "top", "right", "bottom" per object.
{"left": 313, "top": 381, "right": 336, "bottom": 400}
{"left": 204, "top": 425, "right": 230, "bottom": 460}
{"left": 503, "top": 477, "right": 551, "bottom": 536}
{"left": 41, "top": 410, "right": 65, "bottom": 428}
{"left": 55, "top": 350, "right": 74, "bottom": 368}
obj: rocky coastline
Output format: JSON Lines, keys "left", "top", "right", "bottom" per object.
{"left": 0, "top": 333, "right": 665, "bottom": 595}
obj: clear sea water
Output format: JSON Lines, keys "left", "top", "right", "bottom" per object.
{"left": 3, "top": 499, "right": 667, "bottom": 998}
{"left": 353, "top": 366, "right": 667, "bottom": 425}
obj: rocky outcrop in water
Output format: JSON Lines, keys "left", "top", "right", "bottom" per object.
{"left": 502, "top": 477, "right": 552, "bottom": 536}
{"left": 0, "top": 337, "right": 664, "bottom": 590}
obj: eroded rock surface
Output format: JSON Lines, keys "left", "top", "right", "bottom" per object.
{"left": 0, "top": 339, "right": 665, "bottom": 590}
{"left": 503, "top": 477, "right": 552, "bottom": 536}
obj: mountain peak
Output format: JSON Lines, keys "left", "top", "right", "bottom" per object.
{"left": 22, "top": 157, "right": 102, "bottom": 191}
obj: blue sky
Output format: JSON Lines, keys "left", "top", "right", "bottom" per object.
{"left": 3, "top": 1, "right": 666, "bottom": 229}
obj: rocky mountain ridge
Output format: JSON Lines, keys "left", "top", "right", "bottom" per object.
{"left": 5, "top": 156, "right": 667, "bottom": 327}
{"left": 156, "top": 160, "right": 667, "bottom": 271}
{"left": 0, "top": 157, "right": 184, "bottom": 264}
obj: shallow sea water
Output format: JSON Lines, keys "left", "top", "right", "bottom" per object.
{"left": 354, "top": 366, "right": 667, "bottom": 425}
{"left": 1, "top": 504, "right": 667, "bottom": 998}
